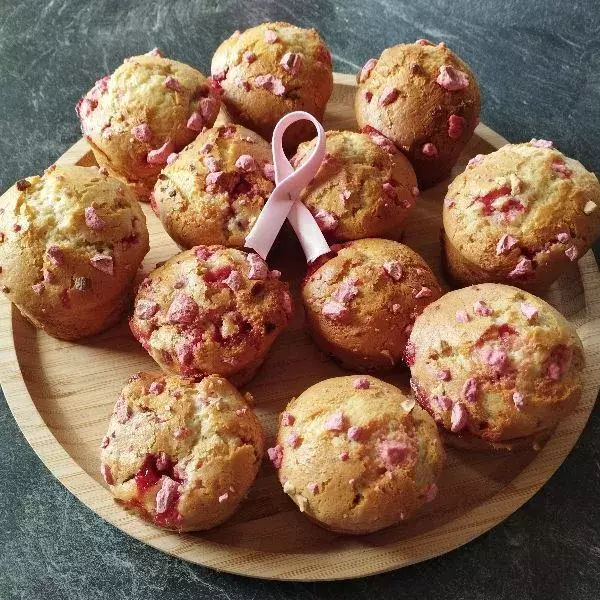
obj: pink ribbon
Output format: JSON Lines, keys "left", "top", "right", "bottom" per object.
{"left": 244, "top": 111, "right": 330, "bottom": 263}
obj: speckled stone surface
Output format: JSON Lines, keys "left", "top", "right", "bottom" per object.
{"left": 0, "top": 1, "right": 599, "bottom": 598}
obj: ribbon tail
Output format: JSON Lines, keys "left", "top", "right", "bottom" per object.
{"left": 288, "top": 202, "right": 331, "bottom": 264}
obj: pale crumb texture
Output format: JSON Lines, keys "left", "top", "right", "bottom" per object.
{"left": 408, "top": 283, "right": 584, "bottom": 449}
{"left": 100, "top": 372, "right": 264, "bottom": 532}
{"left": 130, "top": 245, "right": 293, "bottom": 386}
{"left": 0, "top": 165, "right": 149, "bottom": 340}
{"left": 302, "top": 238, "right": 442, "bottom": 371}
{"left": 443, "top": 142, "right": 600, "bottom": 292}
{"left": 354, "top": 41, "right": 480, "bottom": 188}
{"left": 211, "top": 21, "right": 333, "bottom": 152}
{"left": 275, "top": 375, "right": 444, "bottom": 534}
{"left": 152, "top": 124, "right": 273, "bottom": 248}
{"left": 78, "top": 53, "right": 220, "bottom": 198}
{"left": 293, "top": 130, "right": 418, "bottom": 242}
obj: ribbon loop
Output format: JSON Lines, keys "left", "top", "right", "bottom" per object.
{"left": 244, "top": 111, "right": 330, "bottom": 263}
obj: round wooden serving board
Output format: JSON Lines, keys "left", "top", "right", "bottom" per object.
{"left": 1, "top": 73, "right": 599, "bottom": 581}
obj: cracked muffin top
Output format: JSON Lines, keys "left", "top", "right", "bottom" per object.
{"left": 100, "top": 372, "right": 264, "bottom": 532}
{"left": 354, "top": 40, "right": 480, "bottom": 188}
{"left": 292, "top": 130, "right": 419, "bottom": 242}
{"left": 0, "top": 165, "right": 148, "bottom": 340}
{"left": 211, "top": 21, "right": 333, "bottom": 152}
{"left": 443, "top": 140, "right": 600, "bottom": 290}
{"left": 130, "top": 245, "right": 293, "bottom": 386}
{"left": 77, "top": 49, "right": 220, "bottom": 198}
{"left": 151, "top": 124, "right": 275, "bottom": 249}
{"left": 268, "top": 375, "right": 444, "bottom": 534}
{"left": 407, "top": 283, "right": 584, "bottom": 450}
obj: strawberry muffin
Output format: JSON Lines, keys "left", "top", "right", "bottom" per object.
{"left": 301, "top": 238, "right": 442, "bottom": 371}
{"left": 355, "top": 40, "right": 481, "bottom": 189}
{"left": 77, "top": 49, "right": 221, "bottom": 199}
{"left": 443, "top": 141, "right": 600, "bottom": 291}
{"left": 269, "top": 376, "right": 444, "bottom": 534}
{"left": 292, "top": 130, "right": 419, "bottom": 242}
{"left": 211, "top": 22, "right": 333, "bottom": 152}
{"left": 151, "top": 124, "right": 275, "bottom": 249}
{"left": 130, "top": 245, "right": 293, "bottom": 385}
{"left": 407, "top": 284, "right": 585, "bottom": 451}
{"left": 0, "top": 165, "right": 148, "bottom": 340}
{"left": 100, "top": 372, "right": 264, "bottom": 532}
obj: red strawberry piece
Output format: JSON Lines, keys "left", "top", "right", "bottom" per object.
{"left": 131, "top": 123, "right": 152, "bottom": 142}
{"left": 167, "top": 293, "right": 199, "bottom": 324}
{"left": 436, "top": 65, "right": 469, "bottom": 91}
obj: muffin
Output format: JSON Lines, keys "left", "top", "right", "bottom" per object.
{"left": 301, "top": 238, "right": 442, "bottom": 371}
{"left": 130, "top": 245, "right": 293, "bottom": 385}
{"left": 151, "top": 124, "right": 275, "bottom": 248}
{"left": 211, "top": 22, "right": 333, "bottom": 152}
{"left": 407, "top": 283, "right": 584, "bottom": 451}
{"left": 292, "top": 130, "right": 419, "bottom": 242}
{"left": 77, "top": 49, "right": 221, "bottom": 199}
{"left": 442, "top": 141, "right": 600, "bottom": 291}
{"left": 0, "top": 165, "right": 149, "bottom": 340}
{"left": 355, "top": 40, "right": 481, "bottom": 189}
{"left": 268, "top": 375, "right": 444, "bottom": 534}
{"left": 100, "top": 372, "right": 264, "bottom": 532}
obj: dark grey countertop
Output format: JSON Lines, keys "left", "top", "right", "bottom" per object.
{"left": 1, "top": 1, "right": 599, "bottom": 598}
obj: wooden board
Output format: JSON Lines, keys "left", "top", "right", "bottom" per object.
{"left": 1, "top": 73, "right": 599, "bottom": 581}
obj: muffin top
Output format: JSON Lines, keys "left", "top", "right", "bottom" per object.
{"left": 270, "top": 376, "right": 444, "bottom": 534}
{"left": 211, "top": 22, "right": 333, "bottom": 140}
{"left": 355, "top": 40, "right": 480, "bottom": 157}
{"left": 443, "top": 141, "right": 600, "bottom": 283}
{"left": 100, "top": 372, "right": 264, "bottom": 531}
{"left": 151, "top": 124, "right": 275, "bottom": 248}
{"left": 130, "top": 245, "right": 293, "bottom": 380}
{"left": 407, "top": 283, "right": 584, "bottom": 443}
{"left": 302, "top": 238, "right": 442, "bottom": 368}
{"left": 77, "top": 50, "right": 220, "bottom": 195}
{"left": 0, "top": 165, "right": 148, "bottom": 316}
{"left": 292, "top": 130, "right": 419, "bottom": 242}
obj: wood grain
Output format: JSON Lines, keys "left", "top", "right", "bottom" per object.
{"left": 0, "top": 72, "right": 598, "bottom": 581}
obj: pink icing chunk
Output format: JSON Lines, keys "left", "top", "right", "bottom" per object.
{"left": 432, "top": 395, "right": 452, "bottom": 411}
{"left": 347, "top": 426, "right": 364, "bottom": 441}
{"left": 165, "top": 76, "right": 184, "bottom": 92}
{"left": 520, "top": 302, "right": 538, "bottom": 321}
{"left": 383, "top": 260, "right": 403, "bottom": 281}
{"left": 281, "top": 412, "right": 295, "bottom": 426}
{"left": 322, "top": 300, "right": 348, "bottom": 320}
{"left": 467, "top": 154, "right": 485, "bottom": 168}
{"left": 235, "top": 154, "right": 258, "bottom": 172}
{"left": 358, "top": 58, "right": 377, "bottom": 83}
{"left": 436, "top": 369, "right": 451, "bottom": 381}
{"left": 267, "top": 445, "right": 283, "bottom": 469}
{"left": 90, "top": 254, "right": 114, "bottom": 275}
{"left": 332, "top": 281, "right": 359, "bottom": 303}
{"left": 436, "top": 65, "right": 469, "bottom": 91}
{"left": 456, "top": 310, "right": 470, "bottom": 323}
{"left": 379, "top": 86, "right": 399, "bottom": 106}
{"left": 186, "top": 111, "right": 204, "bottom": 131}
{"left": 448, "top": 114, "right": 466, "bottom": 140}
{"left": 47, "top": 244, "right": 64, "bottom": 266}
{"left": 307, "top": 482, "right": 318, "bottom": 494}
{"left": 287, "top": 430, "right": 301, "bottom": 448}
{"left": 314, "top": 209, "right": 339, "bottom": 232}
{"left": 377, "top": 440, "right": 412, "bottom": 468}
{"left": 166, "top": 152, "right": 178, "bottom": 164}
{"left": 473, "top": 300, "right": 492, "bottom": 316}
{"left": 496, "top": 234, "right": 518, "bottom": 255}
{"left": 415, "top": 39, "right": 434, "bottom": 46}
{"left": 31, "top": 283, "right": 44, "bottom": 295}
{"left": 353, "top": 377, "right": 370, "bottom": 390}
{"left": 218, "top": 492, "right": 229, "bottom": 503}
{"left": 131, "top": 123, "right": 152, "bottom": 142}
{"left": 247, "top": 253, "right": 268, "bottom": 279}
{"left": 422, "top": 142, "right": 438, "bottom": 157}
{"left": 325, "top": 411, "right": 345, "bottom": 432}
{"left": 462, "top": 378, "right": 479, "bottom": 402}
{"left": 84, "top": 206, "right": 105, "bottom": 231}
{"left": 263, "top": 163, "right": 275, "bottom": 181}
{"left": 264, "top": 29, "right": 278, "bottom": 43}
{"left": 556, "top": 232, "right": 570, "bottom": 243}
{"left": 414, "top": 286, "right": 433, "bottom": 299}
{"left": 565, "top": 246, "right": 579, "bottom": 261}
{"left": 243, "top": 51, "right": 256, "bottom": 63}
{"left": 147, "top": 141, "right": 175, "bottom": 165}
{"left": 480, "top": 347, "right": 508, "bottom": 372}
{"left": 115, "top": 396, "right": 131, "bottom": 424}
{"left": 254, "top": 74, "right": 285, "bottom": 96}
{"left": 280, "top": 52, "right": 302, "bottom": 75}
{"left": 223, "top": 269, "right": 243, "bottom": 291}
{"left": 155, "top": 477, "right": 180, "bottom": 514}
{"left": 167, "top": 293, "right": 199, "bottom": 324}
{"left": 529, "top": 139, "right": 553, "bottom": 148}
{"left": 136, "top": 300, "right": 159, "bottom": 320}
{"left": 339, "top": 450, "right": 349, "bottom": 461}
{"left": 199, "top": 97, "right": 218, "bottom": 122}
{"left": 424, "top": 483, "right": 438, "bottom": 503}
{"left": 508, "top": 257, "right": 534, "bottom": 279}
{"left": 149, "top": 381, "right": 165, "bottom": 395}
{"left": 513, "top": 391, "right": 525, "bottom": 410}
{"left": 450, "top": 403, "right": 468, "bottom": 432}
